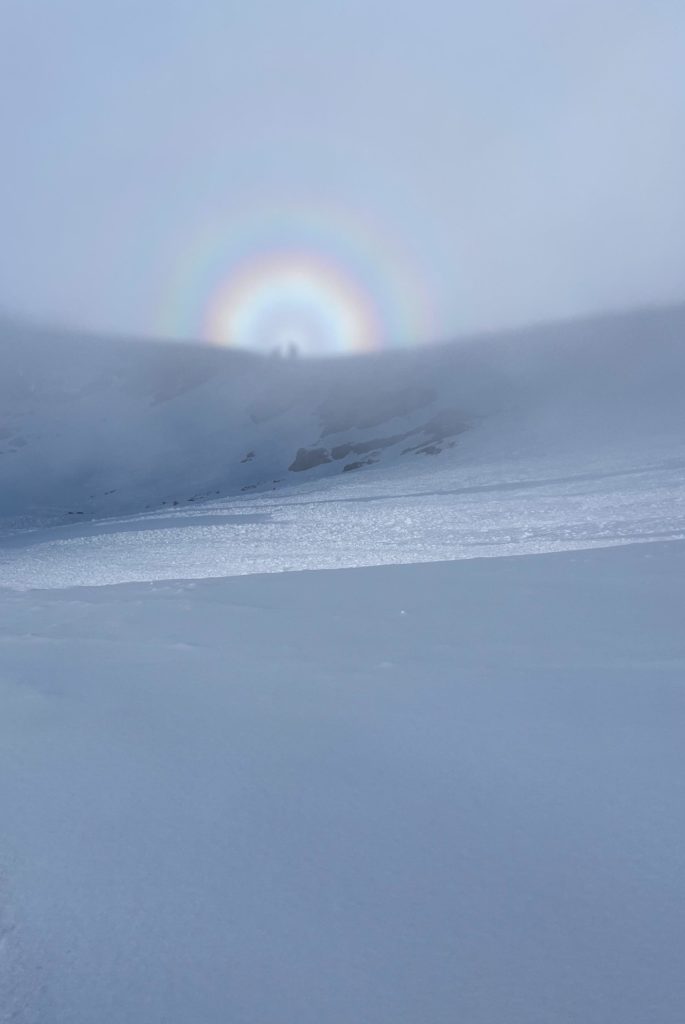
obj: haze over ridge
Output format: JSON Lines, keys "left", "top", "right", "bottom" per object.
{"left": 1, "top": 0, "right": 684, "bottom": 349}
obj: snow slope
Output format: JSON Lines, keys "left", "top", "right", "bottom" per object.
{"left": 1, "top": 446, "right": 684, "bottom": 588}
{"left": 1, "top": 306, "right": 684, "bottom": 1022}
{"left": 1, "top": 304, "right": 684, "bottom": 528}
{"left": 2, "top": 541, "right": 684, "bottom": 1023}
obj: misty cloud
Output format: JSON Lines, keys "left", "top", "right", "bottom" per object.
{"left": 0, "top": 0, "right": 683, "bottom": 346}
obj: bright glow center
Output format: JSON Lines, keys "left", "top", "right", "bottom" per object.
{"left": 208, "top": 262, "right": 377, "bottom": 355}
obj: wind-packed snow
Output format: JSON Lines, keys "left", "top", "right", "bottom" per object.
{"left": 2, "top": 542, "right": 685, "bottom": 1023}
{"left": 1, "top": 307, "right": 684, "bottom": 1022}
{"left": 1, "top": 447, "right": 684, "bottom": 588}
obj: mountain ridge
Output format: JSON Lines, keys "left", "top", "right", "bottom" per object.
{"left": 1, "top": 302, "right": 683, "bottom": 528}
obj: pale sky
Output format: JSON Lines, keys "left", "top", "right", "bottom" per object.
{"left": 1, "top": 0, "right": 684, "bottom": 351}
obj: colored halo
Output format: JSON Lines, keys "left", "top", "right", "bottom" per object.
{"left": 204, "top": 250, "right": 381, "bottom": 355}
{"left": 160, "top": 202, "right": 434, "bottom": 356}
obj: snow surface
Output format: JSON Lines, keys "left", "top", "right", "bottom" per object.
{"left": 1, "top": 307, "right": 684, "bottom": 1021}
{"left": 1, "top": 446, "right": 684, "bottom": 589}
{"left": 1, "top": 304, "right": 684, "bottom": 527}
{"left": 1, "top": 542, "right": 684, "bottom": 1023}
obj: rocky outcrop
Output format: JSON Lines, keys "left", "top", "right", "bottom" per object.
{"left": 288, "top": 447, "right": 333, "bottom": 472}
{"left": 287, "top": 407, "right": 468, "bottom": 475}
{"left": 331, "top": 432, "right": 409, "bottom": 460}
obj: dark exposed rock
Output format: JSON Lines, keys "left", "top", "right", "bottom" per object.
{"left": 331, "top": 407, "right": 466, "bottom": 462}
{"left": 343, "top": 458, "right": 376, "bottom": 472}
{"left": 402, "top": 442, "right": 441, "bottom": 456}
{"left": 331, "top": 442, "right": 354, "bottom": 461}
{"left": 331, "top": 431, "right": 409, "bottom": 460}
{"left": 289, "top": 406, "right": 467, "bottom": 474}
{"left": 288, "top": 447, "right": 332, "bottom": 472}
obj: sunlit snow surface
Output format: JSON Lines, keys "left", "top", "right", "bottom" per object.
{"left": 2, "top": 444, "right": 684, "bottom": 588}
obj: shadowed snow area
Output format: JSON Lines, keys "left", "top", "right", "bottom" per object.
{"left": 1, "top": 308, "right": 684, "bottom": 1022}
